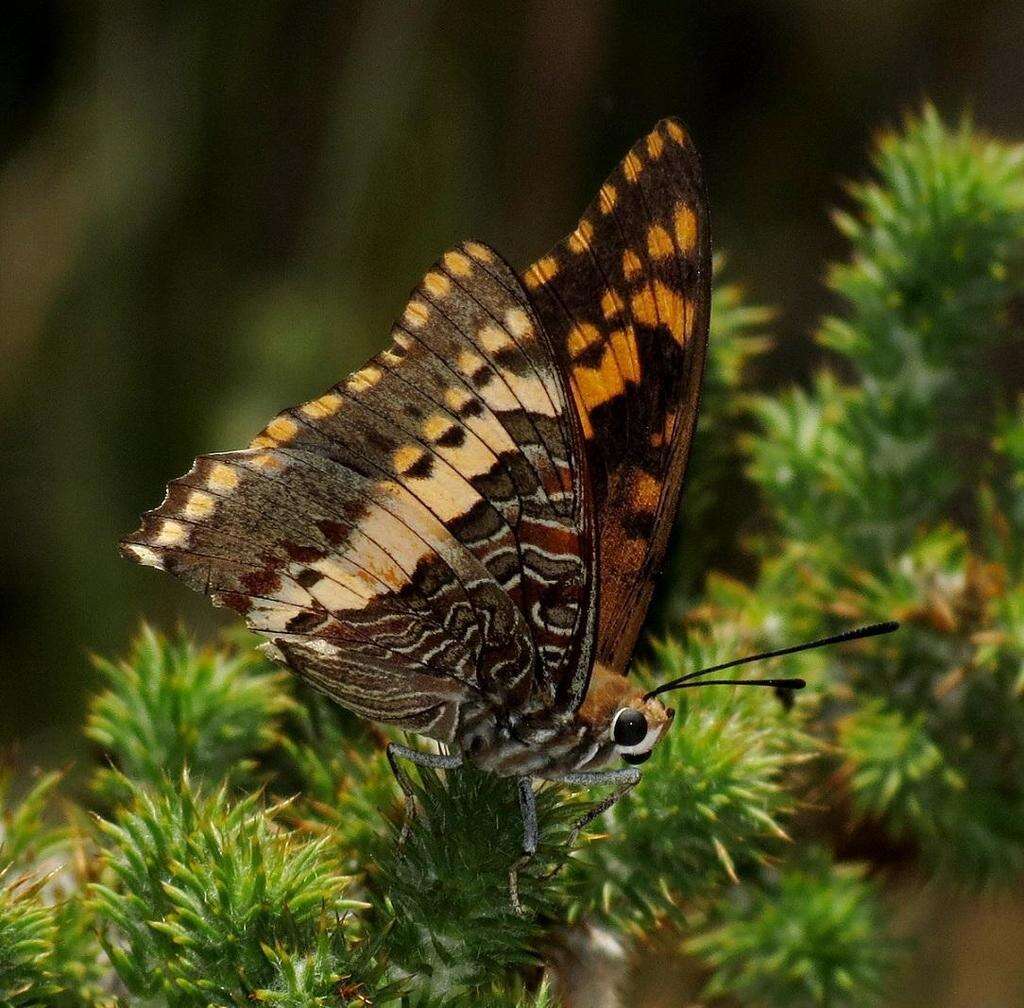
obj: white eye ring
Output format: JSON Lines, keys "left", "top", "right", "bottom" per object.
{"left": 611, "top": 707, "right": 647, "bottom": 746}
{"left": 611, "top": 714, "right": 661, "bottom": 758}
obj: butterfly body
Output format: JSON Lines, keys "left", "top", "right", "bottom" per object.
{"left": 453, "top": 664, "right": 673, "bottom": 779}
{"left": 123, "top": 120, "right": 710, "bottom": 889}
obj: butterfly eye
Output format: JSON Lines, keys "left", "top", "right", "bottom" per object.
{"left": 612, "top": 708, "right": 647, "bottom": 747}
{"left": 622, "top": 750, "right": 650, "bottom": 766}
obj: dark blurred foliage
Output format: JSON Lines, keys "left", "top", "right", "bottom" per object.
{"left": 2, "top": 0, "right": 1023, "bottom": 767}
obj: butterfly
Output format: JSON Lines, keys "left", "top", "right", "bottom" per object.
{"left": 121, "top": 118, "right": 895, "bottom": 911}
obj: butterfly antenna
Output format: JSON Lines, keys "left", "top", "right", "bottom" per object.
{"left": 643, "top": 621, "right": 900, "bottom": 701}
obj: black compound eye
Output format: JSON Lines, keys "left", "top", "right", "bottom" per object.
{"left": 622, "top": 750, "right": 650, "bottom": 766}
{"left": 612, "top": 708, "right": 648, "bottom": 746}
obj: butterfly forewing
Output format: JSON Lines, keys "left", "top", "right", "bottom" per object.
{"left": 122, "top": 241, "right": 593, "bottom": 738}
{"left": 522, "top": 118, "right": 711, "bottom": 688}
{"left": 122, "top": 121, "right": 709, "bottom": 752}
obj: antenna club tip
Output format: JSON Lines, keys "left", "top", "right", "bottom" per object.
{"left": 767, "top": 677, "right": 806, "bottom": 689}
{"left": 857, "top": 620, "right": 900, "bottom": 639}
{"left": 845, "top": 620, "right": 901, "bottom": 641}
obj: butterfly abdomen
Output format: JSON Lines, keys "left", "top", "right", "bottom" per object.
{"left": 457, "top": 703, "right": 608, "bottom": 778}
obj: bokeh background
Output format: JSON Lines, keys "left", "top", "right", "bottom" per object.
{"left": 3, "top": 3, "right": 1024, "bottom": 1002}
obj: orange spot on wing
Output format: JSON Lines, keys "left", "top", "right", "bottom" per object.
{"left": 422, "top": 413, "right": 452, "bottom": 441}
{"left": 252, "top": 415, "right": 298, "bottom": 448}
{"left": 525, "top": 256, "right": 559, "bottom": 290}
{"left": 444, "top": 386, "right": 473, "bottom": 413}
{"left": 301, "top": 393, "right": 343, "bottom": 419}
{"left": 269, "top": 416, "right": 298, "bottom": 441}
{"left": 601, "top": 288, "right": 622, "bottom": 320}
{"left": 673, "top": 203, "right": 698, "bottom": 255}
{"left": 631, "top": 281, "right": 690, "bottom": 343}
{"left": 646, "top": 130, "right": 665, "bottom": 159}
{"left": 631, "top": 282, "right": 663, "bottom": 328}
{"left": 504, "top": 307, "right": 532, "bottom": 339}
{"left": 574, "top": 342, "right": 626, "bottom": 408}
{"left": 207, "top": 463, "right": 240, "bottom": 491}
{"left": 184, "top": 490, "right": 216, "bottom": 519}
{"left": 456, "top": 348, "right": 486, "bottom": 374}
{"left": 647, "top": 224, "right": 674, "bottom": 260}
{"left": 608, "top": 327, "right": 640, "bottom": 383}
{"left": 599, "top": 183, "right": 618, "bottom": 214}
{"left": 154, "top": 519, "right": 189, "bottom": 547}
{"left": 424, "top": 272, "right": 452, "bottom": 298}
{"left": 632, "top": 468, "right": 662, "bottom": 508}
{"left": 666, "top": 120, "right": 687, "bottom": 144}
{"left": 623, "top": 151, "right": 644, "bottom": 182}
{"left": 443, "top": 251, "right": 473, "bottom": 277}
{"left": 404, "top": 300, "right": 430, "bottom": 328}
{"left": 479, "top": 323, "right": 513, "bottom": 353}
{"left": 251, "top": 453, "right": 284, "bottom": 471}
{"left": 465, "top": 241, "right": 495, "bottom": 263}
{"left": 568, "top": 218, "right": 594, "bottom": 254}
{"left": 567, "top": 322, "right": 602, "bottom": 358}
{"left": 622, "top": 249, "right": 642, "bottom": 280}
{"left": 393, "top": 444, "right": 425, "bottom": 475}
{"left": 347, "top": 366, "right": 384, "bottom": 391}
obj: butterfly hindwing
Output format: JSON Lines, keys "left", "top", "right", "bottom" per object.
{"left": 122, "top": 242, "right": 594, "bottom": 736}
{"left": 125, "top": 445, "right": 497, "bottom": 738}
{"left": 522, "top": 118, "right": 711, "bottom": 683}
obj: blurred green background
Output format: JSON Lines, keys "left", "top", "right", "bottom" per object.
{"left": 2, "top": 0, "right": 1023, "bottom": 767}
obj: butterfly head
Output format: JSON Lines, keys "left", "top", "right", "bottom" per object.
{"left": 609, "top": 694, "right": 674, "bottom": 766}
{"left": 574, "top": 663, "right": 674, "bottom": 770}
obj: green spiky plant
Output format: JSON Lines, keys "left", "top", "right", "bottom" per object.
{"left": 1, "top": 106, "right": 1021, "bottom": 1007}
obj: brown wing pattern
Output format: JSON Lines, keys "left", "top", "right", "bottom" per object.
{"left": 523, "top": 118, "right": 711, "bottom": 682}
{"left": 122, "top": 241, "right": 593, "bottom": 739}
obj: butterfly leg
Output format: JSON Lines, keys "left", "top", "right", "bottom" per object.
{"left": 386, "top": 743, "right": 463, "bottom": 846}
{"left": 554, "top": 767, "right": 642, "bottom": 851}
{"left": 509, "top": 777, "right": 538, "bottom": 916}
